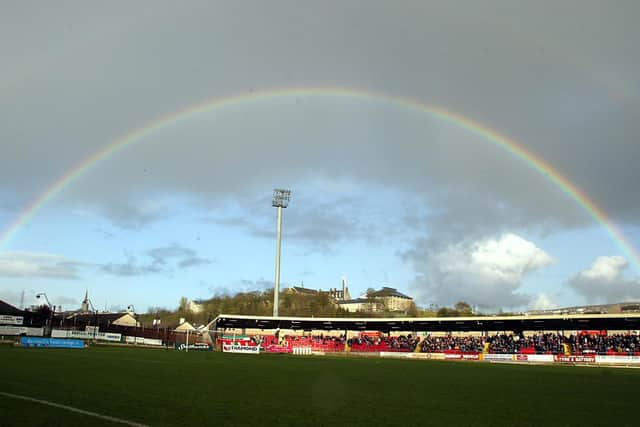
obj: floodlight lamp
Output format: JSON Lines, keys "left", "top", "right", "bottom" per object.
{"left": 272, "top": 188, "right": 292, "bottom": 208}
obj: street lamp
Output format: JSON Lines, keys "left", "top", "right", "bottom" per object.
{"left": 272, "top": 188, "right": 291, "bottom": 317}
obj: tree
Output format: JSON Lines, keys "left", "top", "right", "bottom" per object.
{"left": 35, "top": 304, "right": 52, "bottom": 317}
{"left": 406, "top": 301, "right": 418, "bottom": 317}
{"left": 454, "top": 301, "right": 473, "bottom": 316}
{"left": 437, "top": 307, "right": 457, "bottom": 317}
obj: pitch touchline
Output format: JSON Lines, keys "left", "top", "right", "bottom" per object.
{"left": 0, "top": 391, "right": 149, "bottom": 427}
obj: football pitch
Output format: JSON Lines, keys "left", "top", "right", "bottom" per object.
{"left": 1, "top": 345, "right": 638, "bottom": 427}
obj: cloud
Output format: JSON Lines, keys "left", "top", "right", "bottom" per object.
{"left": 101, "top": 254, "right": 162, "bottom": 277}
{"left": 0, "top": 252, "right": 81, "bottom": 279}
{"left": 205, "top": 193, "right": 396, "bottom": 253}
{"left": 529, "top": 293, "right": 558, "bottom": 311}
{"left": 100, "top": 244, "right": 213, "bottom": 277}
{"left": 147, "top": 245, "right": 210, "bottom": 267}
{"left": 208, "top": 278, "right": 277, "bottom": 296}
{"left": 568, "top": 256, "right": 640, "bottom": 303}
{"left": 405, "top": 233, "right": 554, "bottom": 309}
{"left": 2, "top": 2, "right": 639, "bottom": 240}
{"left": 87, "top": 198, "right": 172, "bottom": 230}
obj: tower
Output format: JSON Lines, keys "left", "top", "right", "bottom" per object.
{"left": 81, "top": 290, "right": 89, "bottom": 312}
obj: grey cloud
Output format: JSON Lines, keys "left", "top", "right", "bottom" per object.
{"left": 568, "top": 256, "right": 640, "bottom": 304}
{"left": 206, "top": 194, "right": 396, "bottom": 253}
{"left": 101, "top": 255, "right": 162, "bottom": 277}
{"left": 208, "top": 278, "right": 277, "bottom": 296}
{"left": 0, "top": 2, "right": 639, "bottom": 249}
{"left": 100, "top": 244, "right": 213, "bottom": 277}
{"left": 0, "top": 252, "right": 82, "bottom": 279}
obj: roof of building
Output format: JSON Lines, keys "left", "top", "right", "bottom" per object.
{"left": 0, "top": 300, "right": 50, "bottom": 326}
{"left": 369, "top": 287, "right": 413, "bottom": 300}
{"left": 209, "top": 312, "right": 640, "bottom": 333}
{"left": 0, "top": 300, "right": 24, "bottom": 316}
{"left": 288, "top": 286, "right": 320, "bottom": 295}
{"left": 64, "top": 312, "right": 134, "bottom": 323}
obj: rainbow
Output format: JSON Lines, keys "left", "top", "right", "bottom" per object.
{"left": 1, "top": 86, "right": 638, "bottom": 272}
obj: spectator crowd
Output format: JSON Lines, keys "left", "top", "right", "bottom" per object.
{"left": 241, "top": 332, "right": 640, "bottom": 355}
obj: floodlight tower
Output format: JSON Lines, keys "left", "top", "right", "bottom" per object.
{"left": 272, "top": 188, "right": 291, "bottom": 317}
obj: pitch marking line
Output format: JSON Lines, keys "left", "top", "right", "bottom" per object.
{"left": 0, "top": 391, "right": 149, "bottom": 427}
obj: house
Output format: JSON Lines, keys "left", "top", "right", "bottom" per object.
{"left": 367, "top": 287, "right": 414, "bottom": 312}
{"left": 336, "top": 287, "right": 414, "bottom": 313}
{"left": 62, "top": 312, "right": 138, "bottom": 330}
{"left": 335, "top": 298, "right": 372, "bottom": 313}
{"left": 286, "top": 278, "right": 352, "bottom": 301}
{"left": 187, "top": 300, "right": 205, "bottom": 314}
{"left": 173, "top": 319, "right": 196, "bottom": 332}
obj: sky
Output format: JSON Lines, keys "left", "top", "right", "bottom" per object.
{"left": 1, "top": 1, "right": 640, "bottom": 314}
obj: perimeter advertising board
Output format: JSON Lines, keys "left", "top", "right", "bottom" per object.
{"left": 554, "top": 355, "right": 596, "bottom": 363}
{"left": 21, "top": 337, "right": 84, "bottom": 349}
{"left": 177, "top": 342, "right": 212, "bottom": 351}
{"left": 379, "top": 352, "right": 414, "bottom": 359}
{"left": 515, "top": 354, "right": 555, "bottom": 362}
{"left": 444, "top": 353, "right": 481, "bottom": 360}
{"left": 52, "top": 329, "right": 121, "bottom": 342}
{"left": 0, "top": 326, "right": 44, "bottom": 336}
{"left": 265, "top": 344, "right": 292, "bottom": 353}
{"left": 595, "top": 355, "right": 640, "bottom": 364}
{"left": 483, "top": 354, "right": 515, "bottom": 361}
{"left": 222, "top": 344, "right": 260, "bottom": 354}
{"left": 0, "top": 315, "right": 23, "bottom": 325}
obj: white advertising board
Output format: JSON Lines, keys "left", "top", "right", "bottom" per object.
{"left": 222, "top": 344, "right": 260, "bottom": 354}
{"left": 379, "top": 352, "right": 414, "bottom": 359}
{"left": 52, "top": 329, "right": 121, "bottom": 342}
{"left": 484, "top": 354, "right": 515, "bottom": 361}
{"left": 523, "top": 354, "right": 555, "bottom": 363}
{"left": 123, "top": 336, "right": 162, "bottom": 345}
{"left": 0, "top": 326, "right": 43, "bottom": 336}
{"left": 0, "top": 315, "right": 23, "bottom": 325}
{"left": 595, "top": 355, "right": 640, "bottom": 364}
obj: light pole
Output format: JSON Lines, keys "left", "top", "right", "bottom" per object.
{"left": 272, "top": 188, "right": 291, "bottom": 317}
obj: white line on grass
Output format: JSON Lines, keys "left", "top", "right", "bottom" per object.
{"left": 0, "top": 391, "right": 149, "bottom": 427}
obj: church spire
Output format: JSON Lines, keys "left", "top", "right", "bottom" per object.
{"left": 80, "top": 289, "right": 89, "bottom": 312}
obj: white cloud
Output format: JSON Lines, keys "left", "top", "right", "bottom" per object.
{"left": 529, "top": 293, "right": 558, "bottom": 311}
{"left": 569, "top": 256, "right": 640, "bottom": 303}
{"left": 0, "top": 252, "right": 80, "bottom": 279}
{"left": 579, "top": 256, "right": 628, "bottom": 281}
{"left": 410, "top": 233, "right": 553, "bottom": 309}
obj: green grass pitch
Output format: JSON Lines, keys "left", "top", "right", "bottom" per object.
{"left": 1, "top": 345, "right": 638, "bottom": 426}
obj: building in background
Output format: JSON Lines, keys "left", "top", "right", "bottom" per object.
{"left": 337, "top": 287, "right": 414, "bottom": 313}
{"left": 286, "top": 278, "right": 352, "bottom": 302}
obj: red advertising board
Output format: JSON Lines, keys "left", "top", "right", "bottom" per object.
{"left": 266, "top": 344, "right": 292, "bottom": 353}
{"left": 462, "top": 353, "right": 480, "bottom": 360}
{"left": 444, "top": 352, "right": 480, "bottom": 360}
{"left": 445, "top": 353, "right": 462, "bottom": 360}
{"left": 554, "top": 354, "right": 596, "bottom": 363}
